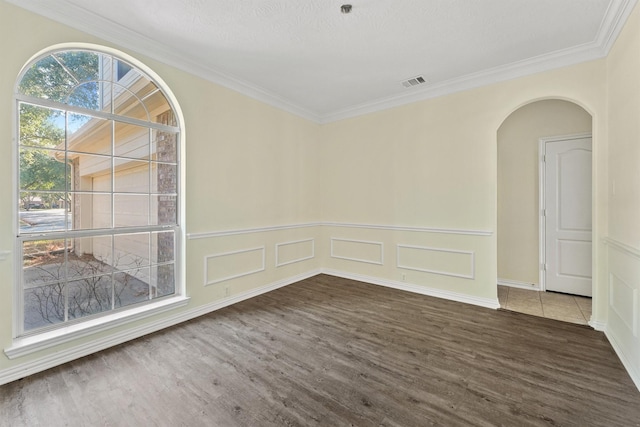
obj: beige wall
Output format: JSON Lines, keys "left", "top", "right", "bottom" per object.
{"left": 608, "top": 8, "right": 640, "bottom": 248}
{"left": 604, "top": 0, "right": 640, "bottom": 387}
{"left": 497, "top": 100, "right": 592, "bottom": 286}
{"left": 319, "top": 63, "right": 606, "bottom": 301}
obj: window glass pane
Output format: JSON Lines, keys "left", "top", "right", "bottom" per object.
{"left": 19, "top": 192, "right": 69, "bottom": 234}
{"left": 68, "top": 235, "right": 114, "bottom": 280}
{"left": 67, "top": 275, "right": 113, "bottom": 319}
{"left": 117, "top": 66, "right": 156, "bottom": 99}
{"left": 20, "top": 148, "right": 69, "bottom": 192}
{"left": 114, "top": 158, "right": 150, "bottom": 193}
{"left": 147, "top": 91, "right": 172, "bottom": 125}
{"left": 68, "top": 113, "right": 111, "bottom": 155}
{"left": 70, "top": 193, "right": 112, "bottom": 230}
{"left": 19, "top": 103, "right": 65, "bottom": 149}
{"left": 114, "top": 232, "right": 150, "bottom": 270}
{"left": 23, "top": 239, "right": 68, "bottom": 286}
{"left": 114, "top": 267, "right": 150, "bottom": 308}
{"left": 115, "top": 267, "right": 150, "bottom": 308}
{"left": 114, "top": 194, "right": 149, "bottom": 227}
{"left": 19, "top": 56, "right": 75, "bottom": 103}
{"left": 113, "top": 84, "right": 149, "bottom": 121}
{"left": 69, "top": 152, "right": 112, "bottom": 190}
{"left": 115, "top": 121, "right": 150, "bottom": 159}
{"left": 151, "top": 231, "right": 174, "bottom": 264}
{"left": 66, "top": 82, "right": 100, "bottom": 111}
{"left": 24, "top": 283, "right": 66, "bottom": 331}
{"left": 116, "top": 60, "right": 133, "bottom": 81}
{"left": 152, "top": 129, "right": 178, "bottom": 162}
{"left": 100, "top": 55, "right": 114, "bottom": 114}
{"left": 19, "top": 191, "right": 43, "bottom": 212}
{"left": 152, "top": 264, "right": 175, "bottom": 298}
{"left": 53, "top": 51, "right": 101, "bottom": 84}
{"left": 151, "top": 195, "right": 177, "bottom": 225}
{"left": 151, "top": 162, "right": 177, "bottom": 194}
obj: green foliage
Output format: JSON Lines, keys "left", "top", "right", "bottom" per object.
{"left": 18, "top": 50, "right": 100, "bottom": 209}
{"left": 19, "top": 104, "right": 67, "bottom": 209}
{"left": 19, "top": 50, "right": 100, "bottom": 109}
{"left": 20, "top": 148, "right": 66, "bottom": 189}
{"left": 19, "top": 104, "right": 64, "bottom": 148}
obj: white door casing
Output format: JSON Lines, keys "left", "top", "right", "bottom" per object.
{"left": 540, "top": 135, "right": 592, "bottom": 297}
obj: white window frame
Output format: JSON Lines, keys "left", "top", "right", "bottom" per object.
{"left": 8, "top": 43, "right": 187, "bottom": 357}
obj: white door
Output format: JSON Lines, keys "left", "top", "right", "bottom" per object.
{"left": 543, "top": 136, "right": 592, "bottom": 297}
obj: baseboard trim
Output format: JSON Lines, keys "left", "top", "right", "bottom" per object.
{"left": 0, "top": 269, "right": 322, "bottom": 386}
{"left": 497, "top": 278, "right": 539, "bottom": 291}
{"left": 588, "top": 319, "right": 606, "bottom": 331}
{"left": 604, "top": 327, "right": 640, "bottom": 392}
{"left": 322, "top": 268, "right": 500, "bottom": 310}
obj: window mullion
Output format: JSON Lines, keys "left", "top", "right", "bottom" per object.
{"left": 111, "top": 120, "right": 115, "bottom": 230}
{"left": 148, "top": 127, "right": 152, "bottom": 300}
{"left": 111, "top": 235, "right": 115, "bottom": 311}
{"left": 16, "top": 94, "right": 179, "bottom": 134}
{"left": 64, "top": 112, "right": 70, "bottom": 324}
{"left": 18, "top": 224, "right": 177, "bottom": 241}
{"left": 64, "top": 238, "right": 69, "bottom": 323}
{"left": 111, "top": 115, "right": 116, "bottom": 311}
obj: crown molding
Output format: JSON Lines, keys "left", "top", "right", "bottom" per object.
{"left": 322, "top": 0, "right": 637, "bottom": 123}
{"left": 5, "top": 0, "right": 323, "bottom": 123}
{"left": 8, "top": 0, "right": 637, "bottom": 124}
{"left": 598, "top": 0, "right": 638, "bottom": 52}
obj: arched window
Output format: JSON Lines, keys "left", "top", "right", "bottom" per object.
{"left": 16, "top": 47, "right": 182, "bottom": 336}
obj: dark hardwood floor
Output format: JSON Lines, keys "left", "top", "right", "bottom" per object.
{"left": 2, "top": 274, "right": 639, "bottom": 426}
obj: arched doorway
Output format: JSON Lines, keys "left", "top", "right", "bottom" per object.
{"left": 497, "top": 99, "right": 593, "bottom": 324}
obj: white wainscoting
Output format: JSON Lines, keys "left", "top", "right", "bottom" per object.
{"left": 397, "top": 244, "right": 475, "bottom": 279}
{"left": 610, "top": 272, "right": 638, "bottom": 337}
{"left": 603, "top": 237, "right": 640, "bottom": 391}
{"left": 204, "top": 246, "right": 266, "bottom": 286}
{"left": 330, "top": 238, "right": 384, "bottom": 266}
{"left": 276, "top": 238, "right": 315, "bottom": 267}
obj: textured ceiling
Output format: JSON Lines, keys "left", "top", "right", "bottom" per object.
{"left": 7, "top": 0, "right": 638, "bottom": 122}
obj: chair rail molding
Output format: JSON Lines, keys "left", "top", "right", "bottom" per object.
{"left": 187, "top": 222, "right": 493, "bottom": 240}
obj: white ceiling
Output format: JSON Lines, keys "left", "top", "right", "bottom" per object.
{"left": 8, "top": 0, "right": 638, "bottom": 122}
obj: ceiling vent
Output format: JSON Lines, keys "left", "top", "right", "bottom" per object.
{"left": 401, "top": 75, "right": 427, "bottom": 88}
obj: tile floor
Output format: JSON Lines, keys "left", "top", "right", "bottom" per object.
{"left": 498, "top": 285, "right": 592, "bottom": 325}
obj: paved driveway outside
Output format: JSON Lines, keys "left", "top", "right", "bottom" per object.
{"left": 20, "top": 209, "right": 71, "bottom": 233}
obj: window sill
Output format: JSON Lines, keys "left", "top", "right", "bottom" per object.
{"left": 5, "top": 296, "right": 190, "bottom": 359}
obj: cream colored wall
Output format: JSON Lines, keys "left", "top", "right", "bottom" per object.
{"left": 604, "top": 1, "right": 640, "bottom": 387}
{"left": 497, "top": 100, "right": 592, "bottom": 286}
{"left": 320, "top": 62, "right": 606, "bottom": 302}
{"left": 0, "top": 2, "right": 321, "bottom": 377}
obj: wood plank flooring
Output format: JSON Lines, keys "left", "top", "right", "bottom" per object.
{"left": 1, "top": 274, "right": 640, "bottom": 426}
